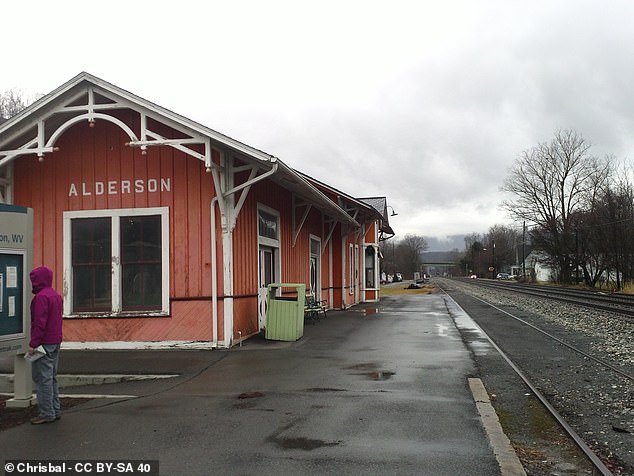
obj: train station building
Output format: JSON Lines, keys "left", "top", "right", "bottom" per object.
{"left": 0, "top": 72, "right": 395, "bottom": 348}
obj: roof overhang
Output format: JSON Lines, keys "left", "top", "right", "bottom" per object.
{"left": 0, "top": 72, "right": 359, "bottom": 228}
{"left": 273, "top": 161, "right": 359, "bottom": 227}
{"left": 0, "top": 72, "right": 276, "bottom": 165}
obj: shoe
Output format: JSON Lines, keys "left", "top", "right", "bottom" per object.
{"left": 30, "top": 416, "right": 56, "bottom": 425}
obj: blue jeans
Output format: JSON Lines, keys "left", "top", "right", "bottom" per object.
{"left": 32, "top": 344, "right": 61, "bottom": 419}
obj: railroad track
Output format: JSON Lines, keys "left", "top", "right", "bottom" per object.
{"left": 460, "top": 278, "right": 634, "bottom": 318}
{"left": 436, "top": 277, "right": 634, "bottom": 475}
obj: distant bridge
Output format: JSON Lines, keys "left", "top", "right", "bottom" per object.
{"left": 421, "top": 252, "right": 460, "bottom": 275}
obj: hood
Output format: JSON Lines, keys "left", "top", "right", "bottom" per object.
{"left": 30, "top": 266, "right": 53, "bottom": 294}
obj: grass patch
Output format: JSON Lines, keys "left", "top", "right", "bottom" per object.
{"left": 620, "top": 282, "right": 634, "bottom": 294}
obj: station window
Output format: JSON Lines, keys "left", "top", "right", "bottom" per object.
{"left": 349, "top": 244, "right": 354, "bottom": 295}
{"left": 71, "top": 217, "right": 112, "bottom": 312}
{"left": 258, "top": 209, "right": 278, "bottom": 241}
{"left": 257, "top": 206, "right": 280, "bottom": 286}
{"left": 365, "top": 245, "right": 377, "bottom": 289}
{"left": 63, "top": 207, "right": 169, "bottom": 317}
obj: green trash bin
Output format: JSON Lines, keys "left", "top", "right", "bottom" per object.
{"left": 265, "top": 283, "right": 306, "bottom": 341}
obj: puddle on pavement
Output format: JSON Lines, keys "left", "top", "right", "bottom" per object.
{"left": 345, "top": 362, "right": 395, "bottom": 380}
{"left": 233, "top": 401, "right": 256, "bottom": 409}
{"left": 233, "top": 401, "right": 275, "bottom": 411}
{"left": 305, "top": 387, "right": 348, "bottom": 393}
{"left": 346, "top": 362, "right": 378, "bottom": 370}
{"left": 271, "top": 436, "right": 341, "bottom": 451}
{"left": 351, "top": 308, "right": 381, "bottom": 316}
{"left": 367, "top": 370, "right": 395, "bottom": 380}
{"left": 234, "top": 391, "right": 271, "bottom": 410}
{"left": 237, "top": 391, "right": 265, "bottom": 399}
{"left": 451, "top": 310, "right": 493, "bottom": 356}
{"left": 468, "top": 340, "right": 492, "bottom": 356}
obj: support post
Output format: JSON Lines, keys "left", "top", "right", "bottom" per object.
{"left": 6, "top": 354, "right": 35, "bottom": 408}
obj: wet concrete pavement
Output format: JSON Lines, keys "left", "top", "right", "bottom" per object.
{"left": 1, "top": 293, "right": 510, "bottom": 475}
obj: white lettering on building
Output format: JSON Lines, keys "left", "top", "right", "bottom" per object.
{"left": 68, "top": 178, "right": 171, "bottom": 197}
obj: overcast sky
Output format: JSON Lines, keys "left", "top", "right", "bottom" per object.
{"left": 4, "top": 1, "right": 634, "bottom": 250}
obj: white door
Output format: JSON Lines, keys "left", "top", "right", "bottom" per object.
{"left": 309, "top": 237, "right": 321, "bottom": 300}
{"left": 258, "top": 247, "right": 276, "bottom": 329}
{"left": 354, "top": 244, "right": 360, "bottom": 303}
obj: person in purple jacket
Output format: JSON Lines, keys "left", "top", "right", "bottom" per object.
{"left": 28, "top": 266, "right": 63, "bottom": 425}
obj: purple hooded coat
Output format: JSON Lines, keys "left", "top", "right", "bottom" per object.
{"left": 29, "top": 266, "right": 63, "bottom": 348}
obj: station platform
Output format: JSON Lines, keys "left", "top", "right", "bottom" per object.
{"left": 0, "top": 291, "right": 525, "bottom": 475}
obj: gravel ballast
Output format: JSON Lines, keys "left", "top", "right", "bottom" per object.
{"left": 436, "top": 278, "right": 634, "bottom": 475}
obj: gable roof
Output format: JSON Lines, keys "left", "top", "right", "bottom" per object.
{"left": 0, "top": 72, "right": 359, "bottom": 227}
{"left": 294, "top": 171, "right": 395, "bottom": 236}
{"left": 0, "top": 72, "right": 275, "bottom": 163}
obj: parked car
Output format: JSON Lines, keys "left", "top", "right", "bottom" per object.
{"left": 496, "top": 273, "right": 511, "bottom": 280}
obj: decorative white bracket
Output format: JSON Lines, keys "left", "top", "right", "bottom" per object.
{"left": 210, "top": 154, "right": 278, "bottom": 234}
{"left": 0, "top": 86, "right": 217, "bottom": 173}
{"left": 344, "top": 205, "right": 359, "bottom": 222}
{"left": 322, "top": 218, "right": 337, "bottom": 254}
{"left": 126, "top": 114, "right": 217, "bottom": 172}
{"left": 292, "top": 195, "right": 312, "bottom": 247}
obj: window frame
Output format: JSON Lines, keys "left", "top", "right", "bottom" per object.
{"left": 257, "top": 204, "right": 281, "bottom": 298}
{"left": 349, "top": 244, "right": 354, "bottom": 295}
{"left": 63, "top": 207, "right": 170, "bottom": 318}
{"left": 364, "top": 244, "right": 378, "bottom": 290}
{"left": 257, "top": 205, "right": 280, "bottom": 248}
{"left": 309, "top": 234, "right": 321, "bottom": 299}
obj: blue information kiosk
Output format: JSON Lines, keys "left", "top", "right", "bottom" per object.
{"left": 0, "top": 204, "right": 34, "bottom": 407}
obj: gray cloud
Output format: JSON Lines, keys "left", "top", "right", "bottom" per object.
{"left": 3, "top": 1, "right": 634, "bottom": 244}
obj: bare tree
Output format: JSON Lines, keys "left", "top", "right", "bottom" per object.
{"left": 0, "top": 90, "right": 28, "bottom": 119}
{"left": 487, "top": 224, "right": 522, "bottom": 276}
{"left": 460, "top": 233, "right": 484, "bottom": 276}
{"left": 576, "top": 164, "right": 634, "bottom": 289}
{"left": 501, "top": 129, "right": 611, "bottom": 283}
{"left": 395, "top": 234, "right": 429, "bottom": 278}
{"left": 463, "top": 233, "right": 483, "bottom": 254}
{"left": 0, "top": 89, "right": 42, "bottom": 120}
{"left": 379, "top": 239, "right": 398, "bottom": 276}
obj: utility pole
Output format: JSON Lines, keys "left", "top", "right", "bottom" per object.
{"left": 522, "top": 222, "right": 526, "bottom": 279}
{"left": 575, "top": 227, "right": 579, "bottom": 284}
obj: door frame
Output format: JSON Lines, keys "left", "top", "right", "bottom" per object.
{"left": 309, "top": 234, "right": 321, "bottom": 300}
{"left": 257, "top": 204, "right": 281, "bottom": 330}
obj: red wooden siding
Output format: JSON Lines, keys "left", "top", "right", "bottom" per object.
{"left": 233, "top": 297, "right": 258, "bottom": 340}
{"left": 9, "top": 107, "right": 380, "bottom": 344}
{"left": 57, "top": 301, "right": 211, "bottom": 342}
{"left": 364, "top": 221, "right": 377, "bottom": 242}
{"left": 229, "top": 177, "right": 345, "bottom": 336}
{"left": 13, "top": 116, "right": 216, "bottom": 301}
{"left": 330, "top": 222, "right": 343, "bottom": 308}
{"left": 11, "top": 114, "right": 220, "bottom": 342}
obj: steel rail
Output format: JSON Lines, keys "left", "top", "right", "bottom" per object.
{"left": 471, "top": 293, "right": 634, "bottom": 382}
{"left": 438, "top": 286, "right": 615, "bottom": 476}
{"left": 463, "top": 279, "right": 634, "bottom": 318}
{"left": 464, "top": 279, "right": 634, "bottom": 304}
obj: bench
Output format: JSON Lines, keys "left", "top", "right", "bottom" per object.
{"left": 304, "top": 294, "right": 327, "bottom": 323}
